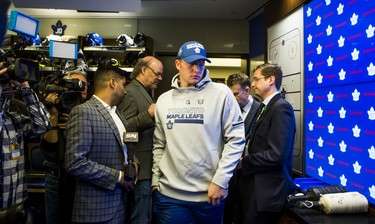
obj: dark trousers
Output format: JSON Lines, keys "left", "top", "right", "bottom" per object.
{"left": 44, "top": 162, "right": 76, "bottom": 224}
{"left": 125, "top": 179, "right": 152, "bottom": 224}
{"left": 238, "top": 174, "right": 282, "bottom": 224}
{"left": 222, "top": 171, "right": 241, "bottom": 224}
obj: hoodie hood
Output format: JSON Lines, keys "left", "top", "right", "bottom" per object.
{"left": 171, "top": 68, "right": 212, "bottom": 91}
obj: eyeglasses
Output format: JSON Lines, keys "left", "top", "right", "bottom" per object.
{"left": 145, "top": 65, "right": 162, "bottom": 78}
{"left": 253, "top": 77, "right": 266, "bottom": 82}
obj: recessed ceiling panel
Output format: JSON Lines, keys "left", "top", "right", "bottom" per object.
{"left": 12, "top": 0, "right": 141, "bottom": 12}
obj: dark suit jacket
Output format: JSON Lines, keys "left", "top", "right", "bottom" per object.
{"left": 65, "top": 96, "right": 128, "bottom": 223}
{"left": 118, "top": 79, "right": 155, "bottom": 180}
{"left": 244, "top": 98, "right": 260, "bottom": 138}
{"left": 241, "top": 93, "right": 296, "bottom": 215}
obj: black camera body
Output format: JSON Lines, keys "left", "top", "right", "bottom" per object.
{"left": 0, "top": 57, "right": 40, "bottom": 84}
{"left": 44, "top": 78, "right": 84, "bottom": 112}
{"left": 1, "top": 38, "right": 40, "bottom": 86}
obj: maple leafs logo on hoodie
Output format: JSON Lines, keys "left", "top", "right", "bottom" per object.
{"left": 167, "top": 120, "right": 174, "bottom": 129}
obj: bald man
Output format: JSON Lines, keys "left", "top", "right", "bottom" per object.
{"left": 118, "top": 56, "right": 163, "bottom": 224}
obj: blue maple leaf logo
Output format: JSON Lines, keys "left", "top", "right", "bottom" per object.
{"left": 51, "top": 20, "right": 67, "bottom": 36}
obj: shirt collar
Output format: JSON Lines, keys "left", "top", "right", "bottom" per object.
{"left": 241, "top": 95, "right": 254, "bottom": 114}
{"left": 262, "top": 91, "right": 279, "bottom": 106}
{"left": 93, "top": 95, "right": 117, "bottom": 113}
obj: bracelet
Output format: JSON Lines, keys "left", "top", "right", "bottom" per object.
{"left": 51, "top": 126, "right": 59, "bottom": 130}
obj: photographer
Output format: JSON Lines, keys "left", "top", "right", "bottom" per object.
{"left": 0, "top": 62, "right": 51, "bottom": 224}
{"left": 40, "top": 69, "right": 88, "bottom": 224}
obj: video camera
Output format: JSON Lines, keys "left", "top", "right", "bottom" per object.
{"left": 43, "top": 75, "right": 84, "bottom": 112}
{"left": 0, "top": 11, "right": 41, "bottom": 94}
{"left": 0, "top": 57, "right": 40, "bottom": 84}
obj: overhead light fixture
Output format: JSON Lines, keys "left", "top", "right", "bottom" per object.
{"left": 12, "top": 0, "right": 141, "bottom": 13}
{"left": 206, "top": 58, "right": 241, "bottom": 67}
{"left": 77, "top": 10, "right": 119, "bottom": 13}
{"left": 223, "top": 43, "right": 235, "bottom": 48}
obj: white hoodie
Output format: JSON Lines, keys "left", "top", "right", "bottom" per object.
{"left": 152, "top": 69, "right": 245, "bottom": 202}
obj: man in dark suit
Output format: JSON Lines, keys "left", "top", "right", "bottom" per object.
{"left": 223, "top": 72, "right": 260, "bottom": 224}
{"left": 226, "top": 72, "right": 260, "bottom": 138}
{"left": 118, "top": 56, "right": 163, "bottom": 224}
{"left": 237, "top": 64, "right": 296, "bottom": 224}
{"left": 65, "top": 66, "right": 135, "bottom": 223}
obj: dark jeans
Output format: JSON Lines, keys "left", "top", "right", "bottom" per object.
{"left": 44, "top": 163, "right": 76, "bottom": 224}
{"left": 130, "top": 179, "right": 152, "bottom": 224}
{"left": 152, "top": 190, "right": 224, "bottom": 224}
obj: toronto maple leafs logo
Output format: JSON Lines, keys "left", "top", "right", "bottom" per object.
{"left": 340, "top": 174, "right": 347, "bottom": 186}
{"left": 167, "top": 120, "right": 174, "bottom": 129}
{"left": 52, "top": 20, "right": 67, "bottom": 36}
{"left": 280, "top": 87, "right": 287, "bottom": 99}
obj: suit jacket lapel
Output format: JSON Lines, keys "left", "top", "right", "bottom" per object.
{"left": 134, "top": 80, "right": 154, "bottom": 104}
{"left": 245, "top": 100, "right": 260, "bottom": 136}
{"left": 249, "top": 93, "right": 283, "bottom": 142}
{"left": 257, "top": 93, "right": 282, "bottom": 124}
{"left": 90, "top": 97, "right": 123, "bottom": 147}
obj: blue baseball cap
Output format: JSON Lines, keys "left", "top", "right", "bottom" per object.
{"left": 177, "top": 41, "right": 211, "bottom": 63}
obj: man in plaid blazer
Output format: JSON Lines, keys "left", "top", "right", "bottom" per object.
{"left": 65, "top": 66, "right": 134, "bottom": 223}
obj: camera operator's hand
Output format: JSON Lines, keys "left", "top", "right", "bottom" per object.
{"left": 8, "top": 79, "right": 32, "bottom": 95}
{"left": 9, "top": 79, "right": 30, "bottom": 88}
{"left": 45, "top": 92, "right": 59, "bottom": 125}
{"left": 0, "top": 62, "right": 7, "bottom": 76}
{"left": 44, "top": 92, "right": 69, "bottom": 129}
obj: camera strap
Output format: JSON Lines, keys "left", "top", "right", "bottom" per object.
{"left": 8, "top": 113, "right": 22, "bottom": 144}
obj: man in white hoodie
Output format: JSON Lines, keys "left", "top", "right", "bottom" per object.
{"left": 152, "top": 41, "right": 245, "bottom": 224}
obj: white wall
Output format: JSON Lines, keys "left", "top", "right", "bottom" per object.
{"left": 138, "top": 19, "right": 249, "bottom": 53}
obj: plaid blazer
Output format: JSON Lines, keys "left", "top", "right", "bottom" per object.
{"left": 65, "top": 96, "right": 128, "bottom": 223}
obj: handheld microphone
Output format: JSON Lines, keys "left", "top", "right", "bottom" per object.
{"left": 123, "top": 132, "right": 139, "bottom": 143}
{"left": 122, "top": 130, "right": 139, "bottom": 181}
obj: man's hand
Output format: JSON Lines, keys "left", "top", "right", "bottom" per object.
{"left": 148, "top": 103, "right": 156, "bottom": 118}
{"left": 207, "top": 182, "right": 225, "bottom": 205}
{"left": 119, "top": 171, "right": 135, "bottom": 191}
{"left": 44, "top": 92, "right": 70, "bottom": 129}
{"left": 45, "top": 92, "right": 59, "bottom": 118}
{"left": 132, "top": 161, "right": 140, "bottom": 184}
